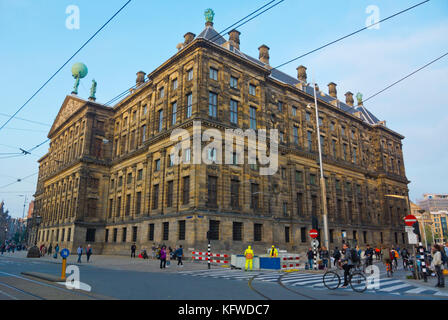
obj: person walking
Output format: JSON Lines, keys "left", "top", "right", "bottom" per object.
{"left": 54, "top": 243, "right": 59, "bottom": 259}
{"left": 307, "top": 248, "right": 314, "bottom": 270}
{"left": 320, "top": 246, "right": 329, "bottom": 270}
{"left": 444, "top": 243, "right": 448, "bottom": 268}
{"left": 364, "top": 245, "right": 374, "bottom": 268}
{"left": 0, "top": 244, "right": 5, "bottom": 255}
{"left": 131, "top": 243, "right": 137, "bottom": 258}
{"left": 86, "top": 244, "right": 92, "bottom": 262}
{"left": 431, "top": 245, "right": 445, "bottom": 288}
{"left": 332, "top": 247, "right": 341, "bottom": 268}
{"left": 244, "top": 245, "right": 254, "bottom": 271}
{"left": 77, "top": 245, "right": 83, "bottom": 263}
{"left": 341, "top": 243, "right": 355, "bottom": 288}
{"left": 48, "top": 243, "right": 52, "bottom": 256}
{"left": 269, "top": 245, "right": 278, "bottom": 257}
{"left": 175, "top": 245, "right": 184, "bottom": 266}
{"left": 159, "top": 246, "right": 167, "bottom": 269}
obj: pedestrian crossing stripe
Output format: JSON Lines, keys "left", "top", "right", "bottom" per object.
{"left": 179, "top": 270, "right": 448, "bottom": 297}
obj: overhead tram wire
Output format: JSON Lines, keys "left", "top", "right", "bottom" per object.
{"left": 0, "top": 0, "right": 132, "bottom": 134}
{"left": 0, "top": 113, "right": 50, "bottom": 127}
{"left": 363, "top": 51, "right": 448, "bottom": 103}
{"left": 274, "top": 0, "right": 431, "bottom": 69}
{"left": 0, "top": 172, "right": 38, "bottom": 189}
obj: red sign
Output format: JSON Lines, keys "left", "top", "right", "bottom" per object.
{"left": 404, "top": 215, "right": 417, "bottom": 227}
{"left": 309, "top": 229, "right": 318, "bottom": 239}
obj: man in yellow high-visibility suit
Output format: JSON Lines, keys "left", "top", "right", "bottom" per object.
{"left": 244, "top": 245, "right": 254, "bottom": 271}
{"left": 269, "top": 245, "right": 278, "bottom": 257}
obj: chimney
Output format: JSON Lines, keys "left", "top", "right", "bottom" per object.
{"left": 184, "top": 32, "right": 196, "bottom": 46}
{"left": 136, "top": 71, "right": 146, "bottom": 86}
{"left": 297, "top": 65, "right": 307, "bottom": 82}
{"left": 228, "top": 29, "right": 241, "bottom": 50}
{"left": 345, "top": 91, "right": 354, "bottom": 106}
{"left": 258, "top": 45, "right": 270, "bottom": 65}
{"left": 328, "top": 82, "right": 337, "bottom": 98}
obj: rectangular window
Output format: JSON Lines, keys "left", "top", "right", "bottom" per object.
{"left": 207, "top": 176, "right": 218, "bottom": 207}
{"left": 186, "top": 93, "right": 193, "bottom": 118}
{"left": 142, "top": 104, "right": 147, "bottom": 115}
{"left": 283, "top": 202, "right": 288, "bottom": 216}
{"left": 249, "top": 84, "right": 256, "bottom": 96}
{"left": 167, "top": 181, "right": 174, "bottom": 208}
{"left": 178, "top": 220, "right": 186, "bottom": 240}
{"left": 163, "top": 222, "right": 169, "bottom": 241}
{"left": 158, "top": 87, "right": 164, "bottom": 99}
{"left": 209, "top": 67, "right": 218, "bottom": 81}
{"left": 184, "top": 148, "right": 191, "bottom": 163}
{"left": 230, "top": 99, "right": 238, "bottom": 124}
{"left": 343, "top": 144, "right": 348, "bottom": 161}
{"left": 137, "top": 169, "right": 143, "bottom": 181}
{"left": 297, "top": 193, "right": 303, "bottom": 215}
{"left": 187, "top": 69, "right": 193, "bottom": 81}
{"left": 171, "top": 102, "right": 177, "bottom": 125}
{"left": 86, "top": 228, "right": 96, "bottom": 242}
{"left": 125, "top": 194, "right": 131, "bottom": 216}
{"left": 136, "top": 192, "right": 142, "bottom": 215}
{"left": 127, "top": 173, "right": 132, "bottom": 184}
{"left": 230, "top": 76, "right": 238, "bottom": 89}
{"left": 141, "top": 125, "right": 147, "bottom": 143}
{"left": 108, "top": 199, "right": 113, "bottom": 218}
{"left": 172, "top": 78, "right": 178, "bottom": 90}
{"left": 158, "top": 109, "right": 163, "bottom": 132}
{"left": 116, "top": 196, "right": 121, "bottom": 217}
{"left": 208, "top": 92, "right": 217, "bottom": 117}
{"left": 278, "top": 101, "right": 283, "bottom": 112}
{"left": 306, "top": 112, "right": 311, "bottom": 122}
{"left": 292, "top": 107, "right": 297, "bottom": 116}
{"left": 307, "top": 131, "right": 313, "bottom": 152}
{"left": 233, "top": 222, "right": 243, "bottom": 241}
{"left": 250, "top": 107, "right": 257, "bottom": 130}
{"left": 250, "top": 183, "right": 259, "bottom": 210}
{"left": 353, "top": 147, "right": 357, "bottom": 164}
{"left": 254, "top": 224, "right": 262, "bottom": 242}
{"left": 320, "top": 136, "right": 325, "bottom": 154}
{"left": 209, "top": 220, "right": 220, "bottom": 240}
{"left": 301, "top": 227, "right": 307, "bottom": 243}
{"left": 105, "top": 229, "right": 109, "bottom": 243}
{"left": 155, "top": 159, "right": 161, "bottom": 171}
{"left": 182, "top": 176, "right": 190, "bottom": 205}
{"left": 293, "top": 126, "right": 299, "bottom": 145}
{"left": 148, "top": 224, "right": 154, "bottom": 241}
{"left": 132, "top": 226, "right": 138, "bottom": 242}
{"left": 310, "top": 174, "right": 316, "bottom": 186}
{"left": 230, "top": 179, "right": 239, "bottom": 209}
{"left": 295, "top": 170, "right": 303, "bottom": 183}
{"left": 61, "top": 229, "right": 65, "bottom": 242}
{"left": 152, "top": 184, "right": 159, "bottom": 209}
{"left": 113, "top": 228, "right": 118, "bottom": 242}
{"left": 332, "top": 140, "right": 337, "bottom": 157}
{"left": 285, "top": 227, "right": 290, "bottom": 243}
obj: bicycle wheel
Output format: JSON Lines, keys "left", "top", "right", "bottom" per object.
{"left": 323, "top": 271, "right": 341, "bottom": 290}
{"left": 350, "top": 271, "right": 367, "bottom": 293}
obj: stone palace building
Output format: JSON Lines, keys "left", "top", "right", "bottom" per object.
{"left": 32, "top": 13, "right": 410, "bottom": 255}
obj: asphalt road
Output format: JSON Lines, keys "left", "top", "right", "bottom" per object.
{"left": 0, "top": 255, "right": 446, "bottom": 300}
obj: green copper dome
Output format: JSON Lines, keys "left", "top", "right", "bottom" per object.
{"left": 72, "top": 62, "right": 88, "bottom": 79}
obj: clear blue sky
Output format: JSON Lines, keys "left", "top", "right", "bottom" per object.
{"left": 0, "top": 0, "right": 447, "bottom": 217}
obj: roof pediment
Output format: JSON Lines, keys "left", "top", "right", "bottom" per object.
{"left": 48, "top": 95, "right": 87, "bottom": 138}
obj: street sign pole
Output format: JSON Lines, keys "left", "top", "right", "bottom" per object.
{"left": 207, "top": 231, "right": 211, "bottom": 270}
{"left": 61, "top": 258, "right": 67, "bottom": 280}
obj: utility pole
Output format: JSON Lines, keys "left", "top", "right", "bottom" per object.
{"left": 312, "top": 81, "right": 329, "bottom": 251}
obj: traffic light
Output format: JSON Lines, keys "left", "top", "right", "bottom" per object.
{"left": 413, "top": 222, "right": 421, "bottom": 242}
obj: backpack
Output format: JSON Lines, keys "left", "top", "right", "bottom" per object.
{"left": 441, "top": 250, "right": 448, "bottom": 265}
{"left": 350, "top": 249, "right": 360, "bottom": 263}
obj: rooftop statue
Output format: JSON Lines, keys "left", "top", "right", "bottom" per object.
{"left": 89, "top": 79, "right": 97, "bottom": 100}
{"left": 204, "top": 8, "right": 215, "bottom": 23}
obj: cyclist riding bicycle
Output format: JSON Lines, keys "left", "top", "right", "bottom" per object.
{"left": 340, "top": 243, "right": 356, "bottom": 288}
{"left": 364, "top": 245, "right": 374, "bottom": 267}
{"left": 383, "top": 247, "right": 393, "bottom": 277}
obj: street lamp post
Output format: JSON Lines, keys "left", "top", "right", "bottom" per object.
{"left": 312, "top": 81, "right": 329, "bottom": 251}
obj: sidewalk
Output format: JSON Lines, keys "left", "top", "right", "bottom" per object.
{"left": 0, "top": 251, "right": 224, "bottom": 273}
